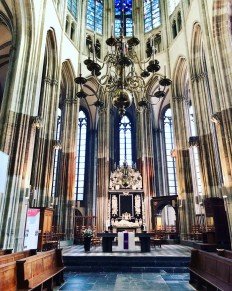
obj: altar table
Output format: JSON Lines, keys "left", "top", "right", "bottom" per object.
{"left": 97, "top": 232, "right": 151, "bottom": 252}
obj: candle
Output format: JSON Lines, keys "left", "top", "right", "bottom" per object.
{"left": 164, "top": 65, "right": 166, "bottom": 76}
{"left": 111, "top": 23, "right": 114, "bottom": 37}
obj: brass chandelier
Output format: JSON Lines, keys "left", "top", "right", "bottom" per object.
{"left": 75, "top": 14, "right": 171, "bottom": 116}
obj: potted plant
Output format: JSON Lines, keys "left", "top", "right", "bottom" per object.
{"left": 83, "top": 228, "right": 93, "bottom": 252}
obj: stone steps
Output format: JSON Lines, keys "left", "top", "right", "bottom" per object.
{"left": 63, "top": 255, "right": 190, "bottom": 273}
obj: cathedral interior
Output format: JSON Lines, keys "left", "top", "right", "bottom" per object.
{"left": 0, "top": 0, "right": 232, "bottom": 290}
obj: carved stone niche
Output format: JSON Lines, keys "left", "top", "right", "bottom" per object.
{"left": 189, "top": 136, "right": 200, "bottom": 147}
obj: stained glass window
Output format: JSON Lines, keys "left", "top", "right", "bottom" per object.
{"left": 86, "top": 0, "right": 103, "bottom": 34}
{"left": 75, "top": 111, "right": 88, "bottom": 201}
{"left": 144, "top": 0, "right": 161, "bottom": 33}
{"left": 119, "top": 115, "right": 132, "bottom": 166}
{"left": 168, "top": 0, "right": 180, "bottom": 15}
{"left": 163, "top": 108, "right": 177, "bottom": 195}
{"left": 67, "top": 0, "right": 78, "bottom": 19}
{"left": 115, "top": 0, "right": 133, "bottom": 37}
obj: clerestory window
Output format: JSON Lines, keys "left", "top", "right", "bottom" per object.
{"left": 144, "top": 0, "right": 161, "bottom": 33}
{"left": 67, "top": 0, "right": 78, "bottom": 19}
{"left": 86, "top": 0, "right": 103, "bottom": 34}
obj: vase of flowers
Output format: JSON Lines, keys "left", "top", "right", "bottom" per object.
{"left": 83, "top": 228, "right": 93, "bottom": 252}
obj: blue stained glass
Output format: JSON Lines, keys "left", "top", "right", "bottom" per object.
{"left": 119, "top": 115, "right": 132, "bottom": 166}
{"left": 144, "top": 0, "right": 161, "bottom": 33}
{"left": 114, "top": 0, "right": 133, "bottom": 37}
{"left": 86, "top": 0, "right": 103, "bottom": 34}
{"left": 67, "top": 0, "right": 78, "bottom": 19}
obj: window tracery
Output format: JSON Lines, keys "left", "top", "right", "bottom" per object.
{"left": 163, "top": 108, "right": 177, "bottom": 195}
{"left": 119, "top": 115, "right": 132, "bottom": 166}
{"left": 67, "top": 0, "right": 78, "bottom": 19}
{"left": 144, "top": 0, "right": 161, "bottom": 33}
{"left": 86, "top": 0, "right": 103, "bottom": 34}
{"left": 75, "top": 110, "right": 88, "bottom": 201}
{"left": 115, "top": 0, "right": 133, "bottom": 37}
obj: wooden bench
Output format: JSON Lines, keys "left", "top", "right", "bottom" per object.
{"left": 0, "top": 249, "right": 13, "bottom": 256}
{"left": 189, "top": 249, "right": 232, "bottom": 291}
{"left": 17, "top": 249, "right": 65, "bottom": 290}
{"left": 0, "top": 262, "right": 17, "bottom": 291}
{"left": 0, "top": 249, "right": 37, "bottom": 266}
{"left": 217, "top": 249, "right": 232, "bottom": 259}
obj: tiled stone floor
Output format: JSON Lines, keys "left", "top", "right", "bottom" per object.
{"left": 59, "top": 271, "right": 196, "bottom": 290}
{"left": 61, "top": 245, "right": 193, "bottom": 289}
{"left": 62, "top": 244, "right": 192, "bottom": 257}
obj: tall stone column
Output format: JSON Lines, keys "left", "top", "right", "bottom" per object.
{"left": 137, "top": 108, "right": 155, "bottom": 231}
{"left": 0, "top": 111, "right": 32, "bottom": 250}
{"left": 30, "top": 78, "right": 59, "bottom": 207}
{"left": 55, "top": 98, "right": 78, "bottom": 239}
{"left": 172, "top": 96, "right": 195, "bottom": 239}
{"left": 96, "top": 108, "right": 110, "bottom": 232}
{"left": 191, "top": 73, "right": 220, "bottom": 198}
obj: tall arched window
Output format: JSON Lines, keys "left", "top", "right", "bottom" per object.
{"left": 67, "top": 0, "right": 78, "bottom": 19}
{"left": 115, "top": 0, "right": 133, "bottom": 37}
{"left": 86, "top": 0, "right": 103, "bottom": 34}
{"left": 75, "top": 111, "right": 88, "bottom": 201}
{"left": 163, "top": 108, "right": 177, "bottom": 195}
{"left": 144, "top": 0, "right": 161, "bottom": 33}
{"left": 119, "top": 115, "right": 132, "bottom": 165}
{"left": 168, "top": 0, "right": 180, "bottom": 15}
{"left": 52, "top": 108, "right": 62, "bottom": 197}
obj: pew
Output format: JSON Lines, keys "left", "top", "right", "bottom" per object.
{"left": 189, "top": 249, "right": 232, "bottom": 291}
{"left": 0, "top": 262, "right": 17, "bottom": 291}
{"left": 16, "top": 249, "right": 65, "bottom": 290}
{"left": 0, "top": 249, "right": 37, "bottom": 266}
{"left": 0, "top": 249, "right": 13, "bottom": 256}
{"left": 217, "top": 249, "right": 232, "bottom": 260}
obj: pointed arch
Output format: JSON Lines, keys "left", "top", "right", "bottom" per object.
{"left": 172, "top": 57, "right": 188, "bottom": 98}
{"left": 190, "top": 22, "right": 203, "bottom": 76}
{"left": 44, "top": 29, "right": 58, "bottom": 80}
{"left": 61, "top": 60, "right": 76, "bottom": 100}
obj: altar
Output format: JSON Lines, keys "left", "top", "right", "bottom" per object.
{"left": 117, "top": 231, "right": 136, "bottom": 251}
{"left": 97, "top": 232, "right": 151, "bottom": 253}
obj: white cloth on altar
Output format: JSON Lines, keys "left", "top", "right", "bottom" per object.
{"left": 117, "top": 231, "right": 136, "bottom": 251}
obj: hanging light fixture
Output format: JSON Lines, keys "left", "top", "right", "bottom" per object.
{"left": 75, "top": 0, "right": 171, "bottom": 116}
